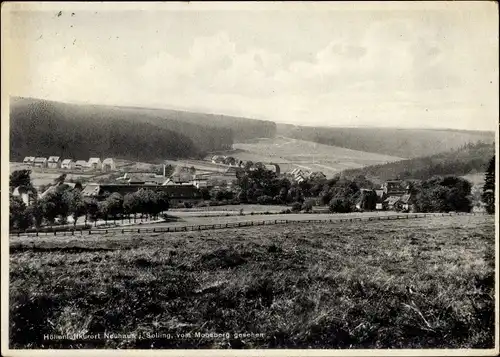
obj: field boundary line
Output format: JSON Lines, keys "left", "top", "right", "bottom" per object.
{"left": 9, "top": 212, "right": 488, "bottom": 238}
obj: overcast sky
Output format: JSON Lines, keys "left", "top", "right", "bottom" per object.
{"left": 5, "top": 2, "right": 499, "bottom": 131}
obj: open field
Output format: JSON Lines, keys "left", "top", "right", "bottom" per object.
{"left": 103, "top": 211, "right": 439, "bottom": 231}
{"left": 9, "top": 215, "right": 494, "bottom": 349}
{"left": 170, "top": 204, "right": 289, "bottom": 213}
{"left": 227, "top": 137, "right": 404, "bottom": 176}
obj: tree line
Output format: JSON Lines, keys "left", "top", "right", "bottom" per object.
{"left": 9, "top": 155, "right": 495, "bottom": 230}
{"left": 9, "top": 171, "right": 170, "bottom": 230}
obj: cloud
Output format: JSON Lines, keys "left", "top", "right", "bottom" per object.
{"left": 11, "top": 12, "right": 497, "bottom": 131}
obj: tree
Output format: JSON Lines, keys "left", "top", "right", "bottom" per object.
{"left": 200, "top": 187, "right": 211, "bottom": 201}
{"left": 53, "top": 173, "right": 67, "bottom": 185}
{"left": 39, "top": 198, "right": 58, "bottom": 226}
{"left": 98, "top": 201, "right": 110, "bottom": 225}
{"left": 482, "top": 155, "right": 495, "bottom": 214}
{"left": 329, "top": 197, "right": 353, "bottom": 213}
{"left": 156, "top": 191, "right": 170, "bottom": 216}
{"left": 106, "top": 193, "right": 124, "bottom": 224}
{"left": 414, "top": 176, "right": 472, "bottom": 213}
{"left": 10, "top": 170, "right": 33, "bottom": 191}
{"left": 25, "top": 201, "right": 44, "bottom": 228}
{"left": 358, "top": 190, "right": 377, "bottom": 211}
{"left": 84, "top": 198, "right": 100, "bottom": 227}
{"left": 10, "top": 196, "right": 29, "bottom": 230}
{"left": 74, "top": 181, "right": 84, "bottom": 191}
{"left": 244, "top": 161, "right": 254, "bottom": 171}
{"left": 123, "top": 193, "right": 140, "bottom": 223}
{"left": 64, "top": 189, "right": 86, "bottom": 227}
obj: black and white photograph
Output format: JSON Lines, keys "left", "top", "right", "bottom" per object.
{"left": 1, "top": 1, "right": 498, "bottom": 355}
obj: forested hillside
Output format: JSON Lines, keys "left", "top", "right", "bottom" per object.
{"left": 10, "top": 97, "right": 275, "bottom": 161}
{"left": 127, "top": 106, "right": 277, "bottom": 142}
{"left": 277, "top": 124, "right": 495, "bottom": 158}
{"left": 342, "top": 142, "right": 495, "bottom": 182}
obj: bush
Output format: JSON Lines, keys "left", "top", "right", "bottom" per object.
{"left": 183, "top": 201, "right": 193, "bottom": 209}
{"left": 329, "top": 198, "right": 353, "bottom": 213}
{"left": 302, "top": 199, "right": 315, "bottom": 213}
{"left": 257, "top": 195, "right": 275, "bottom": 205}
{"left": 291, "top": 202, "right": 302, "bottom": 212}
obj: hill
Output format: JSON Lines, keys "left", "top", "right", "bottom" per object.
{"left": 9, "top": 97, "right": 276, "bottom": 162}
{"left": 125, "top": 106, "right": 276, "bottom": 142}
{"left": 277, "top": 124, "right": 495, "bottom": 159}
{"left": 342, "top": 142, "right": 495, "bottom": 182}
{"left": 216, "top": 136, "right": 403, "bottom": 177}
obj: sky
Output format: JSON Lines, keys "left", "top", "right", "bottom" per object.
{"left": 5, "top": 2, "right": 499, "bottom": 131}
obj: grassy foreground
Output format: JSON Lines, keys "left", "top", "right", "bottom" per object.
{"left": 9, "top": 215, "right": 494, "bottom": 349}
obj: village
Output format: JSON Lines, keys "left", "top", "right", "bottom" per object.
{"left": 14, "top": 154, "right": 418, "bottom": 215}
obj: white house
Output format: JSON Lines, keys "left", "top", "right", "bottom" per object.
{"left": 75, "top": 160, "right": 88, "bottom": 170}
{"left": 47, "top": 156, "right": 61, "bottom": 169}
{"left": 88, "top": 157, "right": 102, "bottom": 170}
{"left": 61, "top": 159, "right": 74, "bottom": 169}
{"left": 23, "top": 156, "right": 35, "bottom": 165}
{"left": 12, "top": 186, "right": 36, "bottom": 206}
{"left": 33, "top": 157, "right": 47, "bottom": 168}
{"left": 102, "top": 158, "right": 116, "bottom": 171}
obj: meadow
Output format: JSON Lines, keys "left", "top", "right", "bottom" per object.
{"left": 230, "top": 136, "right": 403, "bottom": 176}
{"left": 9, "top": 215, "right": 494, "bottom": 349}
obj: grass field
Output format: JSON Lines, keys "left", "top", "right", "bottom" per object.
{"left": 9, "top": 215, "right": 494, "bottom": 349}
{"left": 226, "top": 136, "right": 404, "bottom": 176}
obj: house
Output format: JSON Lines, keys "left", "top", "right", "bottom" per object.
{"left": 12, "top": 186, "right": 37, "bottom": 206}
{"left": 162, "top": 172, "right": 194, "bottom": 186}
{"left": 225, "top": 166, "right": 243, "bottom": 174}
{"left": 61, "top": 159, "right": 74, "bottom": 170}
{"left": 211, "top": 155, "right": 226, "bottom": 164}
{"left": 23, "top": 156, "right": 35, "bottom": 165}
{"left": 399, "top": 194, "right": 415, "bottom": 212}
{"left": 81, "top": 183, "right": 201, "bottom": 203}
{"left": 47, "top": 156, "right": 61, "bottom": 169}
{"left": 309, "top": 171, "right": 326, "bottom": 181}
{"left": 383, "top": 196, "right": 403, "bottom": 211}
{"left": 192, "top": 178, "right": 208, "bottom": 189}
{"left": 33, "top": 157, "right": 47, "bottom": 168}
{"left": 75, "top": 160, "right": 88, "bottom": 170}
{"left": 88, "top": 157, "right": 102, "bottom": 170}
{"left": 81, "top": 183, "right": 101, "bottom": 197}
{"left": 39, "top": 182, "right": 77, "bottom": 199}
{"left": 102, "top": 158, "right": 116, "bottom": 172}
{"left": 289, "top": 168, "right": 311, "bottom": 183}
{"left": 382, "top": 180, "right": 406, "bottom": 195}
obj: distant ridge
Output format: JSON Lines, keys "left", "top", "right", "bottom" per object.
{"left": 9, "top": 96, "right": 276, "bottom": 162}
{"left": 277, "top": 123, "right": 495, "bottom": 158}
{"left": 341, "top": 141, "right": 495, "bottom": 182}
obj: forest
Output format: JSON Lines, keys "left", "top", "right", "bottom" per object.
{"left": 10, "top": 97, "right": 276, "bottom": 162}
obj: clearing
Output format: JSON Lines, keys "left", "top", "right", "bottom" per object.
{"left": 9, "top": 214, "right": 494, "bottom": 349}
{"left": 227, "top": 136, "right": 404, "bottom": 176}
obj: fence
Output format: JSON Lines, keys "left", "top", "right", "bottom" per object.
{"left": 10, "top": 212, "right": 485, "bottom": 238}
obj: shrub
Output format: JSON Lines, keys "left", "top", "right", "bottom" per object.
{"left": 257, "top": 195, "right": 275, "bottom": 205}
{"left": 329, "top": 198, "right": 353, "bottom": 213}
{"left": 302, "top": 199, "right": 315, "bottom": 213}
{"left": 183, "top": 201, "right": 193, "bottom": 209}
{"left": 291, "top": 202, "right": 302, "bottom": 212}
